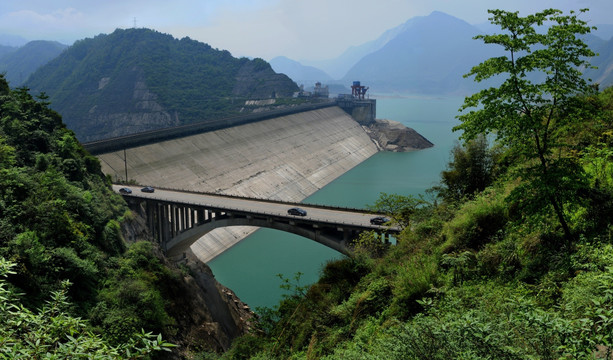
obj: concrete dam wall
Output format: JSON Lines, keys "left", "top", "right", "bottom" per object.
{"left": 97, "top": 106, "right": 379, "bottom": 262}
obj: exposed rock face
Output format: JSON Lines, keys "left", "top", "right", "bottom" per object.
{"left": 365, "top": 118, "right": 434, "bottom": 151}
{"left": 233, "top": 60, "right": 298, "bottom": 98}
{"left": 79, "top": 67, "right": 182, "bottom": 142}
{"left": 120, "top": 203, "right": 254, "bottom": 357}
{"left": 78, "top": 63, "right": 297, "bottom": 142}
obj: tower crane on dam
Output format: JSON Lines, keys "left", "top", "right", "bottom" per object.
{"left": 351, "top": 81, "right": 369, "bottom": 100}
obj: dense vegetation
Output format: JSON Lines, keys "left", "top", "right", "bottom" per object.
{"left": 218, "top": 9, "right": 613, "bottom": 359}
{"left": 24, "top": 28, "right": 299, "bottom": 141}
{"left": 0, "top": 75, "right": 181, "bottom": 357}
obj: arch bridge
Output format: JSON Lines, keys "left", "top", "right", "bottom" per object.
{"left": 114, "top": 185, "right": 399, "bottom": 257}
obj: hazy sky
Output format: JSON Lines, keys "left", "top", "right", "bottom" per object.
{"left": 1, "top": 0, "right": 611, "bottom": 61}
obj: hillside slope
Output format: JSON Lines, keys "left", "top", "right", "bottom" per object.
{"left": 0, "top": 74, "right": 253, "bottom": 357}
{"left": 0, "top": 40, "right": 67, "bottom": 87}
{"left": 585, "top": 36, "right": 613, "bottom": 88}
{"left": 25, "top": 28, "right": 299, "bottom": 141}
{"left": 220, "top": 81, "right": 613, "bottom": 360}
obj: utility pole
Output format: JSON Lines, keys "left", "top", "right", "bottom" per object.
{"left": 124, "top": 148, "right": 128, "bottom": 182}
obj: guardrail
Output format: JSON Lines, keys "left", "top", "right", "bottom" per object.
{"left": 83, "top": 100, "right": 337, "bottom": 155}
{"left": 116, "top": 183, "right": 380, "bottom": 215}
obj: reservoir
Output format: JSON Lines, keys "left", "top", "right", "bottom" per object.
{"left": 208, "top": 94, "right": 464, "bottom": 310}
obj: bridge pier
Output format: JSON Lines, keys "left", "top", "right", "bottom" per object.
{"left": 163, "top": 204, "right": 171, "bottom": 243}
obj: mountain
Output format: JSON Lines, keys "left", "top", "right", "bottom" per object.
{"left": 25, "top": 28, "right": 299, "bottom": 142}
{"left": 303, "top": 21, "right": 411, "bottom": 80}
{"left": 269, "top": 56, "right": 333, "bottom": 86}
{"left": 341, "top": 11, "right": 500, "bottom": 94}
{"left": 585, "top": 36, "right": 613, "bottom": 88}
{"left": 0, "top": 40, "right": 68, "bottom": 87}
{"left": 271, "top": 11, "right": 497, "bottom": 94}
{"left": 0, "top": 33, "right": 28, "bottom": 47}
{"left": 0, "top": 45, "right": 16, "bottom": 58}
{"left": 307, "top": 11, "right": 613, "bottom": 94}
{"left": 592, "top": 24, "right": 613, "bottom": 41}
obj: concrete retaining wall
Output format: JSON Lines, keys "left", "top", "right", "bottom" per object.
{"left": 97, "top": 106, "right": 378, "bottom": 262}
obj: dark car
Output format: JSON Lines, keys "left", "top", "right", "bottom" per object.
{"left": 370, "top": 216, "right": 389, "bottom": 225}
{"left": 287, "top": 207, "right": 307, "bottom": 216}
{"left": 141, "top": 186, "right": 155, "bottom": 193}
{"left": 119, "top": 187, "right": 132, "bottom": 194}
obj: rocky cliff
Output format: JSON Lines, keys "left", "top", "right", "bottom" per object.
{"left": 365, "top": 119, "right": 434, "bottom": 151}
{"left": 120, "top": 203, "right": 254, "bottom": 357}
{"left": 232, "top": 59, "right": 297, "bottom": 98}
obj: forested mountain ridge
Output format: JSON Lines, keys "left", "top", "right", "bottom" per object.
{"left": 25, "top": 28, "right": 299, "bottom": 142}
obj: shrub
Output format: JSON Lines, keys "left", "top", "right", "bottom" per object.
{"left": 330, "top": 276, "right": 392, "bottom": 323}
{"left": 388, "top": 252, "right": 439, "bottom": 319}
{"left": 441, "top": 189, "right": 508, "bottom": 252}
{"left": 91, "top": 241, "right": 175, "bottom": 344}
{"left": 0, "top": 256, "right": 175, "bottom": 358}
{"left": 435, "top": 135, "right": 505, "bottom": 203}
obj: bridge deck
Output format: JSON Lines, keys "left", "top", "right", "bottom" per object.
{"left": 112, "top": 185, "right": 395, "bottom": 232}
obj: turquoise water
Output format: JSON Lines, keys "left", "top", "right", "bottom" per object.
{"left": 207, "top": 95, "right": 464, "bottom": 310}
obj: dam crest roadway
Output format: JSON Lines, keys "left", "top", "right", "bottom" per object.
{"left": 114, "top": 185, "right": 399, "bottom": 257}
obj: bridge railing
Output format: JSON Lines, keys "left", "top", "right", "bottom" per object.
{"left": 117, "top": 183, "right": 382, "bottom": 215}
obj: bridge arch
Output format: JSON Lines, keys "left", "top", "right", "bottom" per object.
{"left": 164, "top": 216, "right": 353, "bottom": 257}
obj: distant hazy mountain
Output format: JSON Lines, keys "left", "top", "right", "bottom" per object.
{"left": 269, "top": 56, "right": 333, "bottom": 86}
{"left": 0, "top": 33, "right": 28, "bottom": 47}
{"left": 26, "top": 28, "right": 298, "bottom": 141}
{"left": 592, "top": 24, "right": 613, "bottom": 41}
{"left": 0, "top": 40, "right": 67, "bottom": 86}
{"left": 585, "top": 36, "right": 613, "bottom": 89}
{"left": 0, "top": 45, "right": 16, "bottom": 58}
{"left": 472, "top": 22, "right": 613, "bottom": 89}
{"left": 302, "top": 21, "right": 412, "bottom": 80}
{"left": 341, "top": 11, "right": 500, "bottom": 95}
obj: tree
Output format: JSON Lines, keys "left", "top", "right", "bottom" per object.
{"left": 369, "top": 193, "right": 425, "bottom": 230}
{"left": 436, "top": 135, "right": 502, "bottom": 202}
{"left": 454, "top": 8, "right": 597, "bottom": 244}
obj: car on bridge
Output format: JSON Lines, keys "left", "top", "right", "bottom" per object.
{"left": 141, "top": 186, "right": 155, "bottom": 193}
{"left": 119, "top": 187, "right": 132, "bottom": 194}
{"left": 287, "top": 207, "right": 307, "bottom": 216}
{"left": 370, "top": 216, "right": 389, "bottom": 225}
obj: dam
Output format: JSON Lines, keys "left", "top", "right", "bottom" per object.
{"left": 96, "top": 105, "right": 379, "bottom": 262}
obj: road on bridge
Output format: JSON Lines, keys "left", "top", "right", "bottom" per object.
{"left": 112, "top": 185, "right": 392, "bottom": 231}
